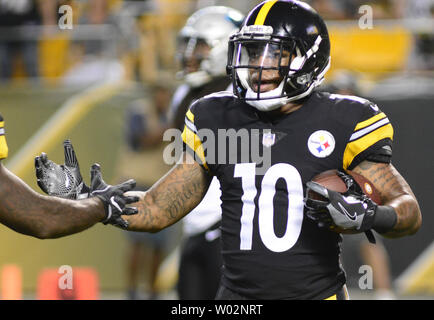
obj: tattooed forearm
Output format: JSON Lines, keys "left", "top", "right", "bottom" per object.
{"left": 0, "top": 164, "right": 105, "bottom": 239}
{"left": 125, "top": 157, "right": 211, "bottom": 232}
{"left": 353, "top": 161, "right": 422, "bottom": 237}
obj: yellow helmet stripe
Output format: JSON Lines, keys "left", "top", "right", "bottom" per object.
{"left": 254, "top": 0, "right": 277, "bottom": 25}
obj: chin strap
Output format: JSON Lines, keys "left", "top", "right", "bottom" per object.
{"left": 244, "top": 80, "right": 314, "bottom": 112}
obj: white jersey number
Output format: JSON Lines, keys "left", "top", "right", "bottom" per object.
{"left": 234, "top": 163, "right": 304, "bottom": 253}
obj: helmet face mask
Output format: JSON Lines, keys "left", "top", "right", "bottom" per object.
{"left": 227, "top": 0, "right": 331, "bottom": 111}
{"left": 177, "top": 37, "right": 211, "bottom": 74}
{"left": 231, "top": 36, "right": 297, "bottom": 98}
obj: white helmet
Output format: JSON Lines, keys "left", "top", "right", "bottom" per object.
{"left": 177, "top": 6, "right": 244, "bottom": 87}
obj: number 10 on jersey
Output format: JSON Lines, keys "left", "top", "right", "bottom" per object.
{"left": 234, "top": 163, "right": 304, "bottom": 253}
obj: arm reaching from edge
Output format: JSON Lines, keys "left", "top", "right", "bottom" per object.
{"left": 123, "top": 152, "right": 212, "bottom": 232}
{"left": 0, "top": 162, "right": 105, "bottom": 239}
{"left": 352, "top": 161, "right": 422, "bottom": 238}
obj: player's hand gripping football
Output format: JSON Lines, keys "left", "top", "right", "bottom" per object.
{"left": 89, "top": 163, "right": 139, "bottom": 229}
{"left": 304, "top": 171, "right": 377, "bottom": 243}
{"left": 35, "top": 139, "right": 90, "bottom": 199}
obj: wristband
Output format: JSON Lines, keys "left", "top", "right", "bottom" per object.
{"left": 373, "top": 205, "right": 397, "bottom": 234}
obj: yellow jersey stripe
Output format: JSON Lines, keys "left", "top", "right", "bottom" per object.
{"left": 324, "top": 294, "right": 337, "bottom": 300}
{"left": 254, "top": 0, "right": 277, "bottom": 25}
{"left": 0, "top": 119, "right": 7, "bottom": 159}
{"left": 0, "top": 136, "right": 8, "bottom": 159}
{"left": 354, "top": 112, "right": 386, "bottom": 131}
{"left": 343, "top": 123, "right": 393, "bottom": 169}
{"left": 186, "top": 109, "right": 194, "bottom": 122}
{"left": 181, "top": 125, "right": 209, "bottom": 170}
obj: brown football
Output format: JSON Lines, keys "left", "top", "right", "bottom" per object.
{"left": 309, "top": 169, "right": 382, "bottom": 205}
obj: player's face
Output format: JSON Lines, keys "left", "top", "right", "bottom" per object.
{"left": 179, "top": 38, "right": 211, "bottom": 74}
{"left": 246, "top": 43, "right": 291, "bottom": 93}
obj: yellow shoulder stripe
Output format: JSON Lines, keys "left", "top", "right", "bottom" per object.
{"left": 0, "top": 119, "right": 8, "bottom": 159}
{"left": 354, "top": 112, "right": 386, "bottom": 131}
{"left": 0, "top": 136, "right": 8, "bottom": 160}
{"left": 254, "top": 0, "right": 277, "bottom": 25}
{"left": 181, "top": 125, "right": 209, "bottom": 170}
{"left": 343, "top": 123, "right": 393, "bottom": 169}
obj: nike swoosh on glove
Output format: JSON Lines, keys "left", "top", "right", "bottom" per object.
{"left": 304, "top": 171, "right": 378, "bottom": 243}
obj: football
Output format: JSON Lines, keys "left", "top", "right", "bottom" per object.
{"left": 309, "top": 169, "right": 382, "bottom": 205}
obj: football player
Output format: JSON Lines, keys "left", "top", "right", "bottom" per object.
{"left": 36, "top": 1, "right": 421, "bottom": 300}
{"left": 0, "top": 117, "right": 137, "bottom": 239}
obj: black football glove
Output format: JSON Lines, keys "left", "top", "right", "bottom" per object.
{"left": 89, "top": 163, "right": 139, "bottom": 229}
{"left": 35, "top": 139, "right": 90, "bottom": 199}
{"left": 305, "top": 171, "right": 377, "bottom": 243}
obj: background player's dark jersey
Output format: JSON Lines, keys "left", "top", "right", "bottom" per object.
{"left": 0, "top": 114, "right": 8, "bottom": 160}
{"left": 170, "top": 75, "right": 232, "bottom": 131}
{"left": 182, "top": 91, "right": 393, "bottom": 299}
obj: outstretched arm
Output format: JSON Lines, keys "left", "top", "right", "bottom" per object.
{"left": 124, "top": 152, "right": 212, "bottom": 232}
{"left": 352, "top": 161, "right": 422, "bottom": 238}
{"left": 0, "top": 162, "right": 105, "bottom": 239}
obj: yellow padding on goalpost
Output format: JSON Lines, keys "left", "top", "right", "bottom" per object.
{"left": 395, "top": 241, "right": 434, "bottom": 295}
{"left": 154, "top": 246, "right": 180, "bottom": 293}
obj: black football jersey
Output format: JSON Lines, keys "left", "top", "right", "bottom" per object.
{"left": 0, "top": 114, "right": 8, "bottom": 160}
{"left": 182, "top": 91, "right": 393, "bottom": 299}
{"left": 170, "top": 75, "right": 232, "bottom": 131}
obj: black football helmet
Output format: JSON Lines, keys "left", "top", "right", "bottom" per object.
{"left": 227, "top": 0, "right": 331, "bottom": 111}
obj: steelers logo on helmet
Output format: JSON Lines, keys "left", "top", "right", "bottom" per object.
{"left": 226, "top": 0, "right": 331, "bottom": 111}
{"left": 307, "top": 130, "right": 335, "bottom": 158}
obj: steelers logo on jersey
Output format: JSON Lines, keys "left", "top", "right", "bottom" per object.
{"left": 307, "top": 130, "right": 335, "bottom": 158}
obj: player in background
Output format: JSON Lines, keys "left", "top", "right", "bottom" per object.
{"left": 35, "top": 6, "right": 245, "bottom": 300}
{"left": 169, "top": 6, "right": 244, "bottom": 300}
{"left": 115, "top": 81, "right": 176, "bottom": 300}
{"left": 0, "top": 116, "right": 137, "bottom": 239}
{"left": 35, "top": 1, "right": 421, "bottom": 299}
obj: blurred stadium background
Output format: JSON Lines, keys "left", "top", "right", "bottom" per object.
{"left": 0, "top": 0, "right": 433, "bottom": 300}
